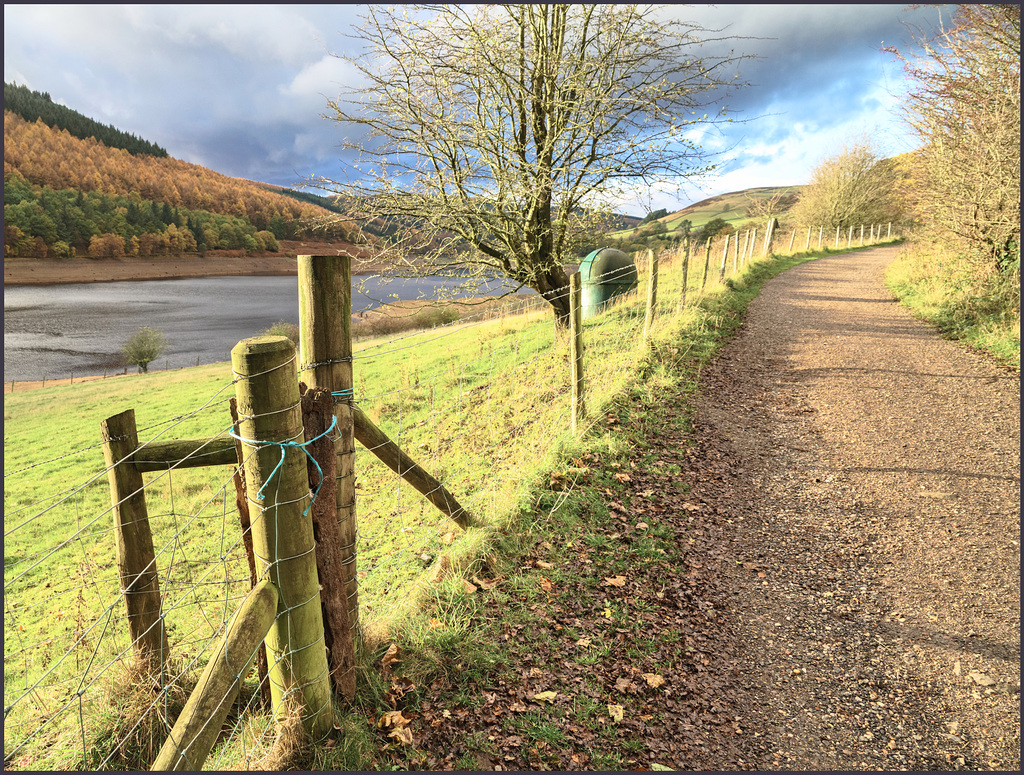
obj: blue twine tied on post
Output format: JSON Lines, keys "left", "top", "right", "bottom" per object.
{"left": 229, "top": 415, "right": 337, "bottom": 518}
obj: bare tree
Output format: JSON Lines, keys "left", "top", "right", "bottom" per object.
{"left": 743, "top": 189, "right": 796, "bottom": 222}
{"left": 789, "top": 141, "right": 900, "bottom": 230}
{"left": 320, "top": 4, "right": 746, "bottom": 327}
{"left": 889, "top": 5, "right": 1020, "bottom": 272}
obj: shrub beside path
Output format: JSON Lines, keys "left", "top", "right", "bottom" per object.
{"left": 698, "top": 245, "right": 1020, "bottom": 769}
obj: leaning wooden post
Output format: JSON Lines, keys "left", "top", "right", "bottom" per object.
{"left": 847, "top": 226, "right": 854, "bottom": 248}
{"left": 835, "top": 226, "right": 841, "bottom": 248}
{"left": 100, "top": 408, "right": 168, "bottom": 671}
{"left": 569, "top": 273, "right": 585, "bottom": 434}
{"left": 739, "top": 230, "right": 750, "bottom": 265}
{"left": 804, "top": 226, "right": 812, "bottom": 251}
{"left": 231, "top": 335, "right": 333, "bottom": 740}
{"left": 887, "top": 222, "right": 892, "bottom": 240}
{"left": 351, "top": 409, "right": 472, "bottom": 527}
{"left": 296, "top": 254, "right": 359, "bottom": 635}
{"left": 859, "top": 225, "right": 865, "bottom": 245}
{"left": 677, "top": 236, "right": 692, "bottom": 313}
{"left": 787, "top": 229, "right": 797, "bottom": 254}
{"left": 152, "top": 580, "right": 278, "bottom": 772}
{"left": 700, "top": 239, "right": 712, "bottom": 290}
{"left": 642, "top": 249, "right": 658, "bottom": 345}
{"left": 817, "top": 226, "right": 824, "bottom": 250}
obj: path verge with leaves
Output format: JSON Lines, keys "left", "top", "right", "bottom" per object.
{"left": 357, "top": 245, "right": 1019, "bottom": 771}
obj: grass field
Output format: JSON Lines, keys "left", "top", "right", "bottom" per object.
{"left": 3, "top": 232, "right": 901, "bottom": 770}
{"left": 608, "top": 185, "right": 804, "bottom": 239}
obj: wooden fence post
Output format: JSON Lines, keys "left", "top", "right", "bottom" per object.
{"left": 642, "top": 249, "right": 658, "bottom": 344}
{"left": 296, "top": 254, "right": 359, "bottom": 635}
{"left": 788, "top": 229, "right": 797, "bottom": 254}
{"left": 700, "top": 239, "right": 712, "bottom": 290}
{"left": 859, "top": 225, "right": 865, "bottom": 245}
{"left": 152, "top": 580, "right": 278, "bottom": 771}
{"left": 570, "top": 273, "right": 585, "bottom": 434}
{"left": 740, "top": 230, "right": 750, "bottom": 265}
{"left": 887, "top": 222, "right": 892, "bottom": 239}
{"left": 100, "top": 409, "right": 168, "bottom": 671}
{"left": 718, "top": 234, "right": 730, "bottom": 282}
{"left": 762, "top": 219, "right": 775, "bottom": 256}
{"left": 804, "top": 226, "right": 812, "bottom": 251}
{"left": 835, "top": 226, "right": 841, "bottom": 248}
{"left": 231, "top": 335, "right": 333, "bottom": 740}
{"left": 732, "top": 230, "right": 739, "bottom": 273}
{"left": 677, "top": 236, "right": 692, "bottom": 312}
{"left": 300, "top": 386, "right": 356, "bottom": 701}
{"left": 847, "top": 226, "right": 854, "bottom": 248}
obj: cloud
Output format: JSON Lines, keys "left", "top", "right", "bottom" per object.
{"left": 3, "top": 4, "right": 944, "bottom": 210}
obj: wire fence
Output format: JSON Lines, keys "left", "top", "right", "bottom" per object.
{"left": 3, "top": 223, "right": 901, "bottom": 769}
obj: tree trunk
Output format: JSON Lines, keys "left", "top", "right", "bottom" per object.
{"left": 534, "top": 265, "right": 572, "bottom": 329}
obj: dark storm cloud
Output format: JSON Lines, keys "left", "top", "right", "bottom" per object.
{"left": 3, "top": 4, "right": 951, "bottom": 212}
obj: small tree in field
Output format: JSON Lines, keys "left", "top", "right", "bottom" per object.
{"left": 122, "top": 327, "right": 167, "bottom": 373}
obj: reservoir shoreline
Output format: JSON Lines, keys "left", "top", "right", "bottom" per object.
{"left": 3, "top": 253, "right": 393, "bottom": 287}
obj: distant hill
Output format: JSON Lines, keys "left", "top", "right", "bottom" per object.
{"left": 606, "top": 185, "right": 803, "bottom": 251}
{"left": 4, "top": 85, "right": 360, "bottom": 259}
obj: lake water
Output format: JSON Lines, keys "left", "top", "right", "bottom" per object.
{"left": 3, "top": 274, "right": 524, "bottom": 382}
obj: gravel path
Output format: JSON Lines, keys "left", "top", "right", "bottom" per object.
{"left": 695, "top": 246, "right": 1021, "bottom": 770}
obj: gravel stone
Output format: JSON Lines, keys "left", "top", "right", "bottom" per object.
{"left": 695, "top": 246, "right": 1020, "bottom": 771}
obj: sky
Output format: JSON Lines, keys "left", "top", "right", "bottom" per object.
{"left": 3, "top": 4, "right": 949, "bottom": 217}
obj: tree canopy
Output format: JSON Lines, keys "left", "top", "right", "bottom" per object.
{"left": 889, "top": 4, "right": 1020, "bottom": 273}
{"left": 321, "top": 4, "right": 745, "bottom": 325}
{"left": 788, "top": 142, "right": 901, "bottom": 231}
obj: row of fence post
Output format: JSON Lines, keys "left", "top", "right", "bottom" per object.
{"left": 99, "top": 223, "right": 904, "bottom": 765}
{"left": 567, "top": 219, "right": 899, "bottom": 433}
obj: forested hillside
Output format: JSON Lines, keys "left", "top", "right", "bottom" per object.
{"left": 4, "top": 82, "right": 168, "bottom": 158}
{"left": 3, "top": 85, "right": 359, "bottom": 259}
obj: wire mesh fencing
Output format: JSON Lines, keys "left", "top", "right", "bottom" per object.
{"left": 4, "top": 232, "right": 903, "bottom": 768}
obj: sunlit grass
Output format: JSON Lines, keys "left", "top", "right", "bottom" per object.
{"left": 886, "top": 240, "right": 1020, "bottom": 370}
{"left": 3, "top": 233, "right": 889, "bottom": 768}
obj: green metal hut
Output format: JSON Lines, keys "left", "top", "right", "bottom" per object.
{"left": 578, "top": 247, "right": 638, "bottom": 319}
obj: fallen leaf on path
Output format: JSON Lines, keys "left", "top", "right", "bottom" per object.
{"left": 473, "top": 575, "right": 499, "bottom": 590}
{"left": 642, "top": 673, "right": 666, "bottom": 688}
{"left": 539, "top": 577, "right": 553, "bottom": 593}
{"left": 462, "top": 579, "right": 478, "bottom": 594}
{"left": 603, "top": 575, "right": 627, "bottom": 587}
{"left": 535, "top": 560, "right": 554, "bottom": 570}
{"left": 381, "top": 643, "right": 402, "bottom": 673}
{"left": 614, "top": 472, "right": 632, "bottom": 482}
{"left": 608, "top": 703, "right": 624, "bottom": 722}
{"left": 615, "top": 677, "right": 634, "bottom": 692}
{"left": 532, "top": 691, "right": 558, "bottom": 703}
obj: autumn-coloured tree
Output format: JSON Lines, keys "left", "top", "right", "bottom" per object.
{"left": 888, "top": 4, "right": 1020, "bottom": 272}
{"left": 789, "top": 142, "right": 901, "bottom": 230}
{"left": 4, "top": 110, "right": 358, "bottom": 250}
